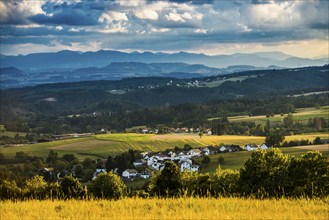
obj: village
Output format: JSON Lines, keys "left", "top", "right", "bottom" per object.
{"left": 92, "top": 143, "right": 271, "bottom": 181}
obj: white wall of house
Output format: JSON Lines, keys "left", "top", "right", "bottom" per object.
{"left": 180, "top": 162, "right": 191, "bottom": 172}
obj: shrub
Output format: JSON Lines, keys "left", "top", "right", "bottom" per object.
{"left": 239, "top": 148, "right": 289, "bottom": 198}
{"left": 24, "top": 175, "right": 47, "bottom": 199}
{"left": 60, "top": 175, "right": 86, "bottom": 199}
{"left": 151, "top": 161, "right": 182, "bottom": 197}
{"left": 181, "top": 172, "right": 211, "bottom": 197}
{"left": 286, "top": 151, "right": 329, "bottom": 198}
{"left": 90, "top": 172, "right": 126, "bottom": 199}
{"left": 212, "top": 166, "right": 239, "bottom": 197}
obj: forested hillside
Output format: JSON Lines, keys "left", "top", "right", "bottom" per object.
{"left": 0, "top": 65, "right": 328, "bottom": 134}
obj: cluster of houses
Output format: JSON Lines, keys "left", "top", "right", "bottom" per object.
{"left": 134, "top": 127, "right": 213, "bottom": 135}
{"left": 120, "top": 143, "right": 270, "bottom": 180}
{"left": 121, "top": 148, "right": 204, "bottom": 179}
{"left": 42, "top": 143, "right": 271, "bottom": 182}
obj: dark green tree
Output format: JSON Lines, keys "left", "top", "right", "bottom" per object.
{"left": 202, "top": 156, "right": 211, "bottom": 164}
{"left": 152, "top": 161, "right": 182, "bottom": 197}
{"left": 62, "top": 154, "right": 77, "bottom": 163}
{"left": 265, "top": 129, "right": 285, "bottom": 147}
{"left": 105, "top": 155, "right": 116, "bottom": 171}
{"left": 46, "top": 150, "right": 58, "bottom": 164}
{"left": 239, "top": 148, "right": 289, "bottom": 197}
{"left": 286, "top": 151, "right": 329, "bottom": 197}
{"left": 90, "top": 172, "right": 126, "bottom": 199}
{"left": 60, "top": 175, "right": 86, "bottom": 199}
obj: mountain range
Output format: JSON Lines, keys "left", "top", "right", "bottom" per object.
{"left": 0, "top": 62, "right": 272, "bottom": 89}
{"left": 1, "top": 50, "right": 327, "bottom": 71}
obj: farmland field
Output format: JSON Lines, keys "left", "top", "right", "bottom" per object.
{"left": 1, "top": 197, "right": 328, "bottom": 220}
{"left": 196, "top": 144, "right": 329, "bottom": 172}
{"left": 1, "top": 133, "right": 328, "bottom": 161}
{"left": 224, "top": 105, "right": 329, "bottom": 125}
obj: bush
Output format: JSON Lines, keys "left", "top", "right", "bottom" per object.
{"left": 90, "top": 172, "right": 126, "bottom": 199}
{"left": 151, "top": 161, "right": 182, "bottom": 197}
{"left": 218, "top": 156, "right": 224, "bottom": 164}
{"left": 202, "top": 156, "right": 211, "bottom": 164}
{"left": 286, "top": 151, "right": 329, "bottom": 198}
{"left": 181, "top": 172, "right": 211, "bottom": 197}
{"left": 60, "top": 175, "right": 86, "bottom": 199}
{"left": 0, "top": 180, "right": 22, "bottom": 200}
{"left": 239, "top": 148, "right": 289, "bottom": 198}
{"left": 24, "top": 175, "right": 47, "bottom": 199}
{"left": 212, "top": 167, "right": 239, "bottom": 197}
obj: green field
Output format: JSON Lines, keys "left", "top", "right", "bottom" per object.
{"left": 209, "top": 105, "right": 329, "bottom": 124}
{"left": 1, "top": 133, "right": 328, "bottom": 162}
{"left": 0, "top": 131, "right": 27, "bottom": 137}
{"left": 195, "top": 144, "right": 329, "bottom": 172}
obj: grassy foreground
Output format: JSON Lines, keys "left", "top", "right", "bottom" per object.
{"left": 1, "top": 197, "right": 328, "bottom": 219}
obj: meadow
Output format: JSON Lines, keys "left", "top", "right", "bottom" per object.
{"left": 1, "top": 197, "right": 328, "bottom": 219}
{"left": 225, "top": 105, "right": 329, "bottom": 125}
{"left": 1, "top": 133, "right": 328, "bottom": 162}
{"left": 195, "top": 144, "right": 328, "bottom": 172}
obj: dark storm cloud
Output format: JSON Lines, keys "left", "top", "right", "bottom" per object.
{"left": 165, "top": 0, "right": 214, "bottom": 5}
{"left": 29, "top": 10, "right": 98, "bottom": 26}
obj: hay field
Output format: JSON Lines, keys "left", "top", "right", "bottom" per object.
{"left": 1, "top": 197, "right": 328, "bottom": 220}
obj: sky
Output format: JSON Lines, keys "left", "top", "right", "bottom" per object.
{"left": 0, "top": 0, "right": 328, "bottom": 58}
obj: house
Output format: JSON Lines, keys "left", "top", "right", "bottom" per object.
{"left": 167, "top": 151, "right": 177, "bottom": 158}
{"left": 208, "top": 146, "right": 219, "bottom": 154}
{"left": 219, "top": 146, "right": 227, "bottom": 152}
{"left": 180, "top": 161, "right": 191, "bottom": 172}
{"left": 122, "top": 169, "right": 138, "bottom": 179}
{"left": 140, "top": 171, "right": 151, "bottom": 179}
{"left": 142, "top": 128, "right": 149, "bottom": 134}
{"left": 190, "top": 165, "right": 199, "bottom": 172}
{"left": 92, "top": 168, "right": 107, "bottom": 180}
{"left": 151, "top": 162, "right": 164, "bottom": 170}
{"left": 187, "top": 149, "right": 202, "bottom": 157}
{"left": 133, "top": 159, "right": 146, "bottom": 167}
{"left": 202, "top": 148, "right": 210, "bottom": 156}
{"left": 179, "top": 158, "right": 192, "bottom": 164}
{"left": 226, "top": 145, "right": 240, "bottom": 152}
{"left": 244, "top": 144, "right": 258, "bottom": 151}
{"left": 147, "top": 156, "right": 158, "bottom": 166}
{"left": 259, "top": 143, "right": 269, "bottom": 150}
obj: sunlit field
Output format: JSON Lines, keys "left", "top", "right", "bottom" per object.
{"left": 225, "top": 105, "right": 329, "bottom": 125}
{"left": 1, "top": 197, "right": 328, "bottom": 220}
{"left": 1, "top": 133, "right": 328, "bottom": 161}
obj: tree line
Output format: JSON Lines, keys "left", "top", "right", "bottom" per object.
{"left": 1, "top": 149, "right": 328, "bottom": 200}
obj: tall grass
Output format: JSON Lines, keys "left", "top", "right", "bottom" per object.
{"left": 1, "top": 197, "right": 328, "bottom": 219}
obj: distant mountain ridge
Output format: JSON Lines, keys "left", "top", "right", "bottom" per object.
{"left": 1, "top": 50, "right": 327, "bottom": 71}
{"left": 1, "top": 62, "right": 263, "bottom": 89}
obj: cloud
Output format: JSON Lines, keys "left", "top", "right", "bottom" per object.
{"left": 0, "top": 1, "right": 45, "bottom": 24}
{"left": 99, "top": 11, "right": 128, "bottom": 23}
{"left": 135, "top": 8, "right": 159, "bottom": 20}
{"left": 29, "top": 10, "right": 98, "bottom": 26}
{"left": 0, "top": 0, "right": 328, "bottom": 58}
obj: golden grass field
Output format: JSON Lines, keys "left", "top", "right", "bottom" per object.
{"left": 1, "top": 133, "right": 328, "bottom": 161}
{"left": 1, "top": 197, "right": 328, "bottom": 220}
